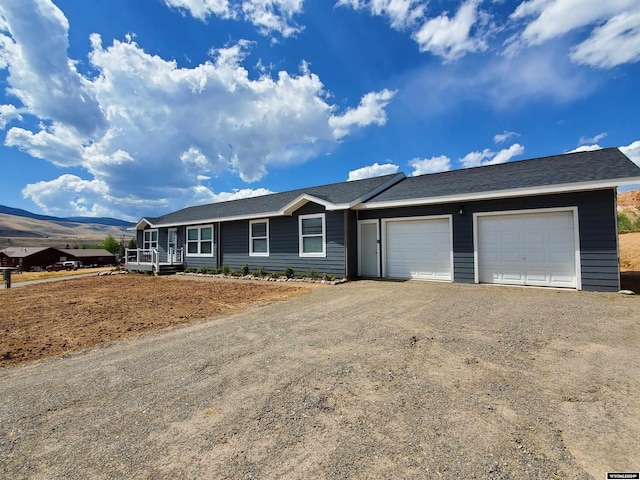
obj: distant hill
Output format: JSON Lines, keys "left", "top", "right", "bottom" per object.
{"left": 0, "top": 205, "right": 134, "bottom": 250}
{"left": 0, "top": 205, "right": 133, "bottom": 228}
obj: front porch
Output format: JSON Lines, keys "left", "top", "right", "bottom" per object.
{"left": 125, "top": 248, "right": 185, "bottom": 275}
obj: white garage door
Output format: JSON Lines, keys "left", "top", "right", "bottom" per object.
{"left": 477, "top": 210, "right": 578, "bottom": 288}
{"left": 385, "top": 217, "right": 452, "bottom": 280}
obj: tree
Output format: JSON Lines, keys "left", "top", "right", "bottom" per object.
{"left": 127, "top": 238, "right": 137, "bottom": 249}
{"left": 102, "top": 235, "right": 120, "bottom": 255}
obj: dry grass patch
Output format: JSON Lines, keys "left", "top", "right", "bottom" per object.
{"left": 1, "top": 275, "right": 306, "bottom": 366}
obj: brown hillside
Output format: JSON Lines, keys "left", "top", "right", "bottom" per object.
{"left": 618, "top": 189, "right": 640, "bottom": 208}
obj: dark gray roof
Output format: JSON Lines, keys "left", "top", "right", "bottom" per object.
{"left": 149, "top": 173, "right": 403, "bottom": 226}
{"left": 365, "top": 148, "right": 640, "bottom": 205}
{"left": 0, "top": 247, "right": 51, "bottom": 258}
{"left": 60, "top": 249, "right": 115, "bottom": 258}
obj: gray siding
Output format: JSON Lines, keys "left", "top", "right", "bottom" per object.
{"left": 358, "top": 189, "right": 619, "bottom": 291}
{"left": 182, "top": 224, "right": 218, "bottom": 270}
{"left": 220, "top": 202, "right": 347, "bottom": 278}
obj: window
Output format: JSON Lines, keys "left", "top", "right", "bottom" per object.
{"left": 250, "top": 219, "right": 269, "bottom": 256}
{"left": 143, "top": 229, "right": 158, "bottom": 250}
{"left": 186, "top": 225, "right": 213, "bottom": 256}
{"left": 299, "top": 213, "right": 325, "bottom": 257}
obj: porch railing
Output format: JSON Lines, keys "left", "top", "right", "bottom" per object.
{"left": 125, "top": 248, "right": 184, "bottom": 272}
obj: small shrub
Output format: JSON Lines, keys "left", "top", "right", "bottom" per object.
{"left": 618, "top": 212, "right": 633, "bottom": 234}
{"left": 229, "top": 270, "right": 241, "bottom": 277}
{"left": 197, "top": 266, "right": 208, "bottom": 274}
{"left": 258, "top": 266, "right": 268, "bottom": 277}
{"left": 285, "top": 267, "right": 294, "bottom": 278}
{"left": 308, "top": 268, "right": 318, "bottom": 279}
{"left": 221, "top": 263, "right": 230, "bottom": 275}
{"left": 322, "top": 272, "right": 336, "bottom": 281}
{"left": 184, "top": 267, "right": 196, "bottom": 273}
{"left": 241, "top": 263, "right": 250, "bottom": 276}
{"left": 270, "top": 272, "right": 279, "bottom": 279}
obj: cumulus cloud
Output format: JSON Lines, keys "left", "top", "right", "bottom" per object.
{"left": 339, "top": 0, "right": 491, "bottom": 62}
{"left": 508, "top": 0, "right": 640, "bottom": 68}
{"left": 335, "top": 0, "right": 426, "bottom": 29}
{"left": 413, "top": 0, "right": 489, "bottom": 61}
{"left": 0, "top": 0, "right": 394, "bottom": 218}
{"left": 0, "top": 0, "right": 106, "bottom": 136}
{"left": 494, "top": 131, "right": 520, "bottom": 143}
{"left": 567, "top": 144, "right": 602, "bottom": 153}
{"left": 619, "top": 140, "right": 640, "bottom": 167}
{"left": 570, "top": 10, "right": 640, "bottom": 68}
{"left": 409, "top": 155, "right": 451, "bottom": 176}
{"left": 578, "top": 132, "right": 607, "bottom": 146}
{"left": 329, "top": 89, "right": 396, "bottom": 139}
{"left": 347, "top": 162, "right": 399, "bottom": 181}
{"left": 164, "top": 0, "right": 305, "bottom": 38}
{"left": 460, "top": 143, "right": 524, "bottom": 168}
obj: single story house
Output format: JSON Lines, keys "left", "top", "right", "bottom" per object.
{"left": 60, "top": 249, "right": 116, "bottom": 267}
{"left": 0, "top": 247, "right": 62, "bottom": 271}
{"left": 128, "top": 148, "right": 640, "bottom": 291}
{"left": 0, "top": 247, "right": 115, "bottom": 271}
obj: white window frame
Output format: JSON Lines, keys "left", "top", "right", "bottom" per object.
{"left": 249, "top": 219, "right": 269, "bottom": 257}
{"left": 186, "top": 224, "right": 214, "bottom": 257}
{"left": 299, "top": 213, "right": 326, "bottom": 257}
{"left": 143, "top": 229, "right": 158, "bottom": 250}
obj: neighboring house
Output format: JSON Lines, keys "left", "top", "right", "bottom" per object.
{"left": 0, "top": 247, "right": 116, "bottom": 270}
{"left": 0, "top": 247, "right": 62, "bottom": 271}
{"left": 128, "top": 148, "right": 640, "bottom": 291}
{"left": 60, "top": 249, "right": 116, "bottom": 267}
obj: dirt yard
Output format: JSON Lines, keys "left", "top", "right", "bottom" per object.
{"left": 0, "top": 275, "right": 307, "bottom": 366}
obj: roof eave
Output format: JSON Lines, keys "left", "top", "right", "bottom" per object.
{"left": 355, "top": 177, "right": 640, "bottom": 210}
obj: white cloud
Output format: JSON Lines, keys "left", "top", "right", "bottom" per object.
{"left": 460, "top": 143, "right": 524, "bottom": 168}
{"left": 578, "top": 132, "right": 607, "bottom": 146}
{"left": 619, "top": 140, "right": 640, "bottom": 167}
{"left": 570, "top": 10, "right": 640, "bottom": 68}
{"left": 0, "top": 0, "right": 394, "bottom": 218}
{"left": 413, "top": 0, "right": 488, "bottom": 61}
{"left": 567, "top": 144, "right": 602, "bottom": 153}
{"left": 329, "top": 89, "right": 396, "bottom": 139}
{"left": 494, "top": 131, "right": 520, "bottom": 143}
{"left": 163, "top": 0, "right": 304, "bottom": 38}
{"left": 508, "top": 0, "right": 640, "bottom": 68}
{"left": 409, "top": 155, "right": 451, "bottom": 176}
{"left": 0, "top": 0, "right": 106, "bottom": 136}
{"left": 0, "top": 103, "right": 21, "bottom": 128}
{"left": 335, "top": 0, "right": 426, "bottom": 29}
{"left": 347, "top": 162, "right": 399, "bottom": 181}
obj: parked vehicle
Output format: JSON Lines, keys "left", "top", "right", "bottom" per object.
{"left": 45, "top": 261, "right": 80, "bottom": 272}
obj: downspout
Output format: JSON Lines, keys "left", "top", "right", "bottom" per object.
{"left": 613, "top": 188, "right": 621, "bottom": 291}
{"left": 217, "top": 222, "right": 221, "bottom": 269}
{"left": 344, "top": 210, "right": 349, "bottom": 279}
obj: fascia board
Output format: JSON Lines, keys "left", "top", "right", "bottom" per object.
{"left": 281, "top": 194, "right": 336, "bottom": 214}
{"left": 355, "top": 177, "right": 640, "bottom": 210}
{"left": 135, "top": 218, "right": 154, "bottom": 229}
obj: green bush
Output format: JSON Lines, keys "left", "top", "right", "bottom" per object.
{"left": 196, "top": 266, "right": 208, "bottom": 274}
{"left": 308, "top": 268, "right": 318, "bottom": 279}
{"left": 241, "top": 263, "right": 250, "bottom": 275}
{"left": 258, "top": 266, "right": 267, "bottom": 277}
{"left": 322, "top": 272, "right": 336, "bottom": 281}
{"left": 285, "top": 267, "right": 294, "bottom": 278}
{"left": 618, "top": 212, "right": 634, "bottom": 233}
{"left": 270, "top": 272, "right": 279, "bottom": 279}
{"left": 221, "top": 263, "right": 230, "bottom": 274}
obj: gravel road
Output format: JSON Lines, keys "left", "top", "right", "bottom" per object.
{"left": 1, "top": 280, "right": 639, "bottom": 479}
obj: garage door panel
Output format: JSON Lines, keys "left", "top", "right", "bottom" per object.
{"left": 478, "top": 211, "right": 577, "bottom": 288}
{"left": 386, "top": 218, "right": 452, "bottom": 281}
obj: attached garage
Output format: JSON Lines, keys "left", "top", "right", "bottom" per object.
{"left": 383, "top": 216, "right": 452, "bottom": 281}
{"left": 475, "top": 209, "right": 580, "bottom": 288}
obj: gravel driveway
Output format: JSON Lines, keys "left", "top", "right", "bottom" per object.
{"left": 1, "top": 280, "right": 638, "bottom": 479}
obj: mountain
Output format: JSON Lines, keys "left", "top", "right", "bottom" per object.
{"left": 0, "top": 205, "right": 133, "bottom": 227}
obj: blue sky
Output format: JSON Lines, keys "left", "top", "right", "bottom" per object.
{"left": 0, "top": 0, "right": 639, "bottom": 221}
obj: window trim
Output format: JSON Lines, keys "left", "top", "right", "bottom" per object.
{"left": 186, "top": 224, "right": 214, "bottom": 257}
{"left": 249, "top": 219, "right": 269, "bottom": 257}
{"left": 143, "top": 229, "right": 158, "bottom": 250}
{"left": 299, "top": 213, "right": 326, "bottom": 257}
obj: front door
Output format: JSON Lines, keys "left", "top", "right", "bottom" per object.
{"left": 168, "top": 229, "right": 178, "bottom": 263}
{"left": 358, "top": 220, "right": 379, "bottom": 277}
